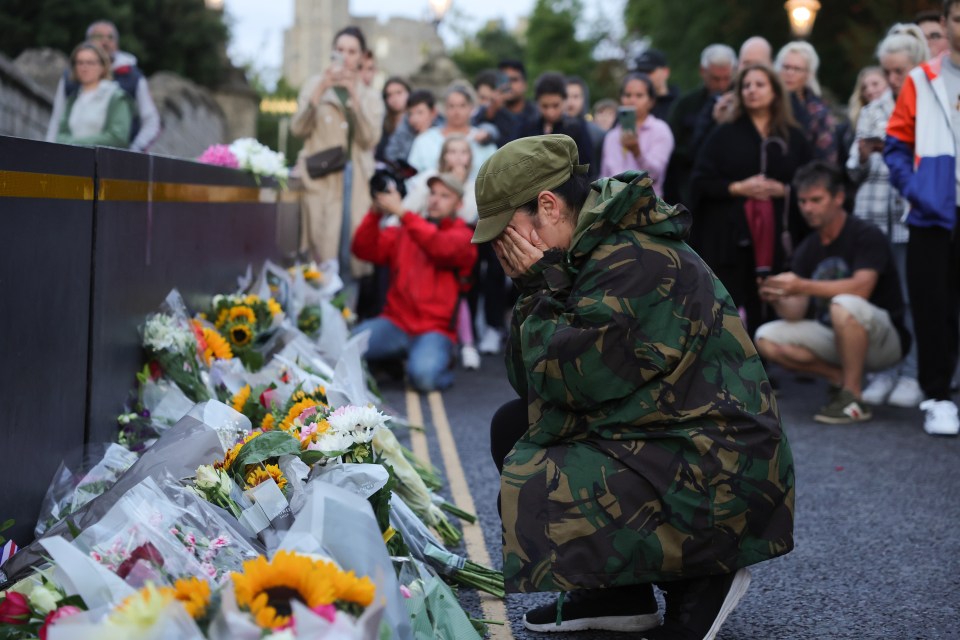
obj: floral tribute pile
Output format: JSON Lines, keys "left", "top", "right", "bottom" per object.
{"left": 198, "top": 139, "right": 289, "bottom": 187}
{"left": 0, "top": 260, "right": 500, "bottom": 640}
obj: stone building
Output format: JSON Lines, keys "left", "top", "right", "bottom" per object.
{"left": 282, "top": 1, "right": 445, "bottom": 88}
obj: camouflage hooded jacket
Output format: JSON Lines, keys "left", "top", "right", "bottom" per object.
{"left": 502, "top": 171, "right": 795, "bottom": 593}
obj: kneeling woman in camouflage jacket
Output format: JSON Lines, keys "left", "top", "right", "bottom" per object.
{"left": 471, "top": 134, "right": 795, "bottom": 640}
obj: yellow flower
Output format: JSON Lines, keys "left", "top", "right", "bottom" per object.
{"left": 203, "top": 327, "right": 233, "bottom": 364}
{"left": 111, "top": 583, "right": 173, "bottom": 628}
{"left": 245, "top": 464, "right": 287, "bottom": 491}
{"left": 261, "top": 413, "right": 276, "bottom": 431}
{"left": 280, "top": 399, "right": 317, "bottom": 431}
{"left": 233, "top": 551, "right": 336, "bottom": 630}
{"left": 228, "top": 323, "right": 253, "bottom": 347}
{"left": 341, "top": 307, "right": 355, "bottom": 322}
{"left": 267, "top": 298, "right": 283, "bottom": 317}
{"left": 231, "top": 385, "right": 251, "bottom": 412}
{"left": 309, "top": 558, "right": 376, "bottom": 607}
{"left": 243, "top": 431, "right": 262, "bottom": 444}
{"left": 303, "top": 268, "right": 322, "bottom": 283}
{"left": 217, "top": 441, "right": 243, "bottom": 471}
{"left": 214, "top": 308, "right": 229, "bottom": 329}
{"left": 162, "top": 577, "right": 210, "bottom": 620}
{"left": 244, "top": 294, "right": 261, "bottom": 306}
{"left": 229, "top": 306, "right": 257, "bottom": 325}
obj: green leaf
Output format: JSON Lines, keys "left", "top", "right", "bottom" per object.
{"left": 0, "top": 519, "right": 14, "bottom": 532}
{"left": 232, "top": 431, "right": 300, "bottom": 472}
{"left": 66, "top": 518, "right": 81, "bottom": 539}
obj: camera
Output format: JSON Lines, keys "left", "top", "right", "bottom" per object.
{"left": 369, "top": 159, "right": 417, "bottom": 200}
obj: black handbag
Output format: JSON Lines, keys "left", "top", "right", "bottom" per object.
{"left": 305, "top": 145, "right": 347, "bottom": 179}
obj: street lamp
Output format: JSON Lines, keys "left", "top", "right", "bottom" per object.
{"left": 205, "top": 0, "right": 224, "bottom": 10}
{"left": 429, "top": 0, "right": 452, "bottom": 26}
{"left": 785, "top": 0, "right": 820, "bottom": 39}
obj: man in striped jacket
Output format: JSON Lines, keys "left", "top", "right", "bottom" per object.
{"left": 884, "top": 0, "right": 960, "bottom": 436}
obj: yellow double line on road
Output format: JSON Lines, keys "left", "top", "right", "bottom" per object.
{"left": 405, "top": 389, "right": 514, "bottom": 640}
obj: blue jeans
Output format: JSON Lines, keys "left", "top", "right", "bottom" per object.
{"left": 353, "top": 317, "right": 455, "bottom": 391}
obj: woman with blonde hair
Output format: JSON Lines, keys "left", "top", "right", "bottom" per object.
{"left": 775, "top": 41, "right": 836, "bottom": 163}
{"left": 850, "top": 23, "right": 929, "bottom": 408}
{"left": 292, "top": 26, "right": 384, "bottom": 289}
{"left": 847, "top": 66, "right": 888, "bottom": 131}
{"left": 54, "top": 41, "right": 131, "bottom": 148}
{"left": 690, "top": 64, "right": 813, "bottom": 335}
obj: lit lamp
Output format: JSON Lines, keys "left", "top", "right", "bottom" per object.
{"left": 205, "top": 0, "right": 224, "bottom": 10}
{"left": 429, "top": 0, "right": 453, "bottom": 27}
{"left": 785, "top": 0, "right": 820, "bottom": 39}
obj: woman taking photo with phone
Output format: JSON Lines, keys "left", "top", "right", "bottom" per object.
{"left": 600, "top": 72, "right": 674, "bottom": 191}
{"left": 291, "top": 25, "right": 384, "bottom": 294}
{"left": 690, "top": 64, "right": 812, "bottom": 336}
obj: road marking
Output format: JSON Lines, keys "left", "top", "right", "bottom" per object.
{"left": 427, "top": 391, "right": 514, "bottom": 640}
{"left": 404, "top": 389, "right": 430, "bottom": 468}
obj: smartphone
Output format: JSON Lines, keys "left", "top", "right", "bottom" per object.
{"left": 495, "top": 71, "right": 511, "bottom": 93}
{"left": 617, "top": 106, "right": 636, "bottom": 132}
{"left": 330, "top": 50, "right": 344, "bottom": 70}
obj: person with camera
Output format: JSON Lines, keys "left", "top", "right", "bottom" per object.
{"left": 600, "top": 73, "right": 674, "bottom": 194}
{"left": 755, "top": 161, "right": 910, "bottom": 424}
{"left": 351, "top": 173, "right": 477, "bottom": 392}
{"left": 291, "top": 25, "right": 384, "bottom": 290}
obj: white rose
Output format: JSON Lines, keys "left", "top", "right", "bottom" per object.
{"left": 28, "top": 583, "right": 59, "bottom": 614}
{"left": 195, "top": 464, "right": 220, "bottom": 491}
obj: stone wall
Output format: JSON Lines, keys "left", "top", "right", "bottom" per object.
{"left": 0, "top": 53, "right": 53, "bottom": 140}
{"left": 148, "top": 72, "right": 227, "bottom": 159}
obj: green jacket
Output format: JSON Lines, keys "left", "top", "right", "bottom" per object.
{"left": 57, "top": 86, "right": 132, "bottom": 148}
{"left": 502, "top": 171, "right": 795, "bottom": 593}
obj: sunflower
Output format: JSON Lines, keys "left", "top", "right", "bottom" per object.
{"left": 203, "top": 327, "right": 233, "bottom": 363}
{"left": 231, "top": 385, "right": 252, "bottom": 413}
{"left": 261, "top": 413, "right": 276, "bottom": 431}
{"left": 233, "top": 551, "right": 336, "bottom": 630}
{"left": 229, "top": 306, "right": 257, "bottom": 325}
{"left": 161, "top": 577, "right": 211, "bottom": 620}
{"left": 217, "top": 441, "right": 244, "bottom": 471}
{"left": 246, "top": 464, "right": 287, "bottom": 491}
{"left": 214, "top": 308, "right": 230, "bottom": 329}
{"left": 280, "top": 399, "right": 318, "bottom": 431}
{"left": 267, "top": 298, "right": 283, "bottom": 317}
{"left": 244, "top": 294, "right": 261, "bottom": 306}
{"left": 227, "top": 323, "right": 253, "bottom": 348}
{"left": 316, "top": 560, "right": 376, "bottom": 607}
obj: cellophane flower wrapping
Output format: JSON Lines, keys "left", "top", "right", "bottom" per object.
{"left": 35, "top": 443, "right": 138, "bottom": 538}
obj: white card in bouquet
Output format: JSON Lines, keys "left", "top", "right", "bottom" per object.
{"left": 312, "top": 463, "right": 389, "bottom": 500}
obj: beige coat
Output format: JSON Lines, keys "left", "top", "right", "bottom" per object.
{"left": 292, "top": 72, "right": 383, "bottom": 277}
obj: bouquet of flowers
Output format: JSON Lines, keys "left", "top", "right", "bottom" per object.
{"left": 228, "top": 138, "right": 289, "bottom": 187}
{"left": 197, "top": 145, "right": 239, "bottom": 169}
{"left": 207, "top": 294, "right": 285, "bottom": 371}
{"left": 142, "top": 313, "right": 210, "bottom": 403}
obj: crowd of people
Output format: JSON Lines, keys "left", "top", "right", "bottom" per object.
{"left": 44, "top": 11, "right": 960, "bottom": 438}
{"left": 292, "top": 13, "right": 957, "bottom": 440}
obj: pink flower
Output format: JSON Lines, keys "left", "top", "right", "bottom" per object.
{"left": 201, "top": 562, "right": 217, "bottom": 579}
{"left": 299, "top": 423, "right": 319, "bottom": 444}
{"left": 198, "top": 145, "right": 240, "bottom": 169}
{"left": 0, "top": 592, "right": 31, "bottom": 624}
{"left": 185, "top": 533, "right": 196, "bottom": 546}
{"left": 399, "top": 585, "right": 412, "bottom": 599}
{"left": 211, "top": 535, "right": 230, "bottom": 549}
{"left": 39, "top": 605, "right": 82, "bottom": 640}
{"left": 298, "top": 406, "right": 318, "bottom": 421}
{"left": 259, "top": 388, "right": 278, "bottom": 409}
{"left": 90, "top": 551, "right": 102, "bottom": 562}
{"left": 311, "top": 603, "right": 337, "bottom": 622}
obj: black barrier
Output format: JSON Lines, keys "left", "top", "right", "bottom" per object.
{"left": 0, "top": 135, "right": 290, "bottom": 546}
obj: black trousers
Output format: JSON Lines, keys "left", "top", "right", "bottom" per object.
{"left": 906, "top": 224, "right": 960, "bottom": 401}
{"left": 489, "top": 398, "right": 529, "bottom": 474}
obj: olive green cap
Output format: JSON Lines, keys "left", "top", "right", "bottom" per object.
{"left": 471, "top": 134, "right": 590, "bottom": 244}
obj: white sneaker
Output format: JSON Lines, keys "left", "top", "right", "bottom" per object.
{"left": 861, "top": 374, "right": 896, "bottom": 405}
{"left": 919, "top": 399, "right": 960, "bottom": 436}
{"left": 477, "top": 327, "right": 501, "bottom": 354}
{"left": 887, "top": 377, "right": 924, "bottom": 408}
{"left": 461, "top": 345, "right": 481, "bottom": 370}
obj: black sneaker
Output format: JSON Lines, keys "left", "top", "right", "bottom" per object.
{"left": 643, "top": 568, "right": 751, "bottom": 640}
{"left": 522, "top": 583, "right": 661, "bottom": 633}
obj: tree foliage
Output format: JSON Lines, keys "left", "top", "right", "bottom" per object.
{"left": 624, "top": 0, "right": 940, "bottom": 101}
{"left": 0, "top": 0, "right": 229, "bottom": 87}
{"left": 525, "top": 0, "right": 596, "bottom": 81}
{"left": 450, "top": 21, "right": 525, "bottom": 81}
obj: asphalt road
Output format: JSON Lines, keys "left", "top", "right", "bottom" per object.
{"left": 379, "top": 355, "right": 960, "bottom": 640}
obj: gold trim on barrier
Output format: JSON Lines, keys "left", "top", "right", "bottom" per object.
{"left": 98, "top": 179, "right": 264, "bottom": 203}
{"left": 0, "top": 170, "right": 95, "bottom": 200}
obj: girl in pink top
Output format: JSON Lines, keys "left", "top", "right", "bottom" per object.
{"left": 600, "top": 73, "right": 675, "bottom": 194}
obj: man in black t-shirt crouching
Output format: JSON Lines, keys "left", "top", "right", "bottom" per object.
{"left": 754, "top": 161, "right": 910, "bottom": 424}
